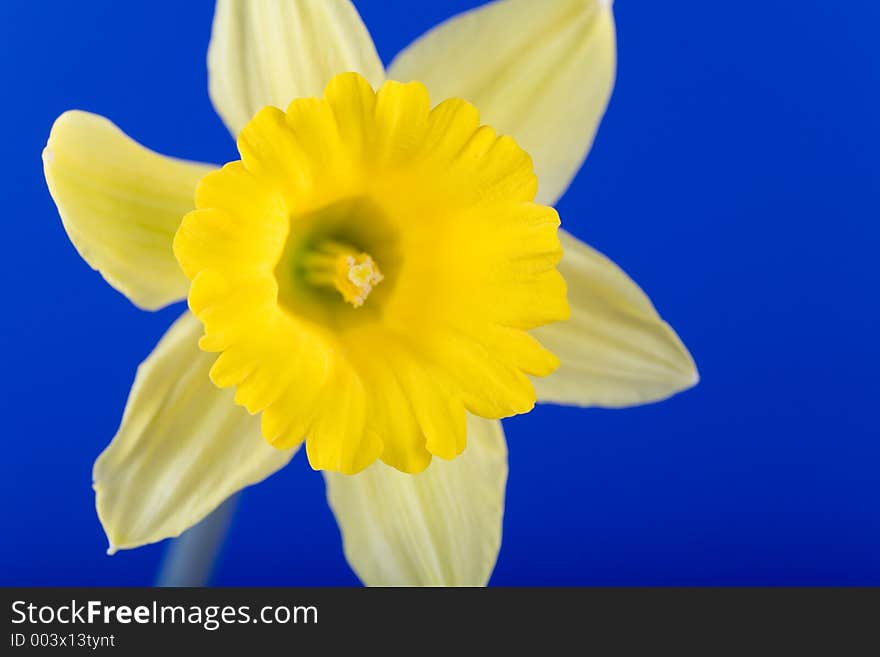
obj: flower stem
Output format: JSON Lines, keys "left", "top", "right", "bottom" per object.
{"left": 155, "top": 495, "right": 238, "bottom": 586}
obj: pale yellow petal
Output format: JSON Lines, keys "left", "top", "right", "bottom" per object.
{"left": 324, "top": 416, "right": 507, "bottom": 586}
{"left": 532, "top": 230, "right": 698, "bottom": 407}
{"left": 388, "top": 0, "right": 616, "bottom": 205}
{"left": 43, "top": 111, "right": 214, "bottom": 310}
{"left": 208, "top": 0, "right": 385, "bottom": 137}
{"left": 93, "top": 312, "right": 297, "bottom": 552}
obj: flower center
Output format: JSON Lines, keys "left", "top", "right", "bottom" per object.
{"left": 301, "top": 240, "right": 384, "bottom": 308}
{"left": 272, "top": 196, "right": 400, "bottom": 329}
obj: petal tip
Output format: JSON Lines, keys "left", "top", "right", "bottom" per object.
{"left": 680, "top": 361, "right": 700, "bottom": 392}
{"left": 669, "top": 328, "right": 700, "bottom": 391}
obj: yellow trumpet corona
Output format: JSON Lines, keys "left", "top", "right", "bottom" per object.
{"left": 173, "top": 73, "right": 568, "bottom": 474}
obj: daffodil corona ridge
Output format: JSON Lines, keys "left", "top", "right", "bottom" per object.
{"left": 173, "top": 73, "right": 568, "bottom": 474}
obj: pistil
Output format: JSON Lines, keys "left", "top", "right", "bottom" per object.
{"left": 301, "top": 240, "right": 384, "bottom": 308}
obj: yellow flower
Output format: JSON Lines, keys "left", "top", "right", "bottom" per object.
{"left": 42, "top": 0, "right": 697, "bottom": 585}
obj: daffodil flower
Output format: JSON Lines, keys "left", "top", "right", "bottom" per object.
{"left": 42, "top": 0, "right": 697, "bottom": 586}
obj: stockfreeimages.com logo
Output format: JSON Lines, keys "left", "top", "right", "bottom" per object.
{"left": 11, "top": 600, "right": 317, "bottom": 631}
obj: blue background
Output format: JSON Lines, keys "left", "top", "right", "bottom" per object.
{"left": 1, "top": 0, "right": 878, "bottom": 585}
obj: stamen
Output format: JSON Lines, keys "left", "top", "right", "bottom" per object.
{"left": 302, "top": 240, "right": 383, "bottom": 308}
